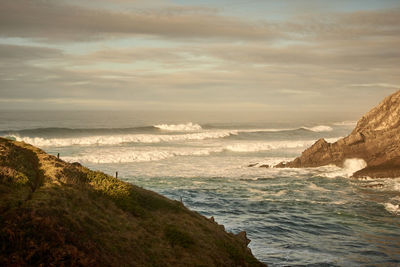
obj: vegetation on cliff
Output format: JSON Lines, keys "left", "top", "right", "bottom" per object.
{"left": 0, "top": 137, "right": 265, "bottom": 266}
{"left": 276, "top": 90, "right": 400, "bottom": 178}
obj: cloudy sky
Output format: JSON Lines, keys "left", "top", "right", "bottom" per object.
{"left": 0, "top": 0, "right": 399, "bottom": 121}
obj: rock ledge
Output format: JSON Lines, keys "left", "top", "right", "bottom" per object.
{"left": 275, "top": 90, "right": 400, "bottom": 178}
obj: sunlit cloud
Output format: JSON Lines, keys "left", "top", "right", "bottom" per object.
{"left": 0, "top": 0, "right": 399, "bottom": 120}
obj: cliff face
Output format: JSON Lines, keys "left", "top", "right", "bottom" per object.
{"left": 276, "top": 90, "right": 400, "bottom": 178}
{"left": 0, "top": 138, "right": 265, "bottom": 266}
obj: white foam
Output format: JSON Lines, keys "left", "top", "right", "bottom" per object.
{"left": 308, "top": 183, "right": 329, "bottom": 192}
{"left": 383, "top": 203, "right": 400, "bottom": 215}
{"left": 154, "top": 122, "right": 202, "bottom": 131}
{"left": 302, "top": 125, "right": 333, "bottom": 132}
{"left": 63, "top": 147, "right": 223, "bottom": 163}
{"left": 317, "top": 158, "right": 367, "bottom": 178}
{"left": 225, "top": 140, "right": 314, "bottom": 153}
{"left": 371, "top": 178, "right": 400, "bottom": 192}
{"left": 393, "top": 180, "right": 400, "bottom": 191}
{"left": 343, "top": 158, "right": 367, "bottom": 175}
{"left": 13, "top": 130, "right": 237, "bottom": 147}
{"left": 237, "top": 128, "right": 297, "bottom": 133}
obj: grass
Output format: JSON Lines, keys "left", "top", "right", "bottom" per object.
{"left": 0, "top": 137, "right": 266, "bottom": 266}
{"left": 164, "top": 224, "right": 195, "bottom": 248}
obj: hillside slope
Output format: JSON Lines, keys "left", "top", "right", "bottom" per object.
{"left": 0, "top": 137, "right": 265, "bottom": 266}
{"left": 276, "top": 90, "right": 400, "bottom": 178}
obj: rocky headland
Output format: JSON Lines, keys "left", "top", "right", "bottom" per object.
{"left": 275, "top": 90, "right": 400, "bottom": 178}
{"left": 0, "top": 137, "right": 265, "bottom": 266}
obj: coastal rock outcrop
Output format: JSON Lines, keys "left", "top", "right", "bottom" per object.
{"left": 275, "top": 90, "right": 400, "bottom": 178}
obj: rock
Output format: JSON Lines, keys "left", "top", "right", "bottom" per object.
{"left": 275, "top": 90, "right": 400, "bottom": 178}
{"left": 345, "top": 132, "right": 365, "bottom": 146}
{"left": 362, "top": 183, "right": 385, "bottom": 189}
{"left": 259, "top": 164, "right": 269, "bottom": 168}
{"left": 236, "top": 231, "right": 251, "bottom": 247}
{"left": 248, "top": 163, "right": 258, "bottom": 167}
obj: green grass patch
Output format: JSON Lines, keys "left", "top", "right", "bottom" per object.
{"left": 164, "top": 224, "right": 195, "bottom": 248}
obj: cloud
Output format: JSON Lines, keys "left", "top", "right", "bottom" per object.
{"left": 0, "top": 44, "right": 63, "bottom": 61}
{"left": 0, "top": 0, "right": 277, "bottom": 42}
{"left": 1, "top": 1, "right": 400, "bottom": 119}
{"left": 349, "top": 83, "right": 400, "bottom": 88}
{"left": 284, "top": 8, "right": 400, "bottom": 40}
{"left": 1, "top": 41, "right": 399, "bottom": 107}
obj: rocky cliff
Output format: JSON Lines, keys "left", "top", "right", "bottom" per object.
{"left": 275, "top": 90, "right": 400, "bottom": 178}
{"left": 0, "top": 137, "right": 265, "bottom": 266}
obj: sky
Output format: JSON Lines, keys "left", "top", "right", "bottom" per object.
{"left": 0, "top": 0, "right": 399, "bottom": 121}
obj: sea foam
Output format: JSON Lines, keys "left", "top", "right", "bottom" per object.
{"left": 63, "top": 147, "right": 223, "bottom": 163}
{"left": 384, "top": 203, "right": 400, "bottom": 215}
{"left": 301, "top": 125, "right": 333, "bottom": 132}
{"left": 225, "top": 140, "right": 314, "bottom": 152}
{"left": 61, "top": 140, "right": 311, "bottom": 163}
{"left": 12, "top": 130, "right": 237, "bottom": 147}
{"left": 343, "top": 158, "right": 367, "bottom": 175}
{"left": 154, "top": 122, "right": 202, "bottom": 131}
{"left": 322, "top": 158, "right": 367, "bottom": 178}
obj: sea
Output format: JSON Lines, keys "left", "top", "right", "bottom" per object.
{"left": 1, "top": 110, "right": 399, "bottom": 266}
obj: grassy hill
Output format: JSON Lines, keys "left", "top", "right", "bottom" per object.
{"left": 0, "top": 137, "right": 265, "bottom": 266}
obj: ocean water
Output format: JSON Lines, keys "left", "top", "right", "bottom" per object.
{"left": 1, "top": 111, "right": 399, "bottom": 266}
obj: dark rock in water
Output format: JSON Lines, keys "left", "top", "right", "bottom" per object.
{"left": 275, "top": 90, "right": 400, "bottom": 178}
{"left": 259, "top": 164, "right": 269, "bottom": 168}
{"left": 248, "top": 163, "right": 258, "bottom": 167}
{"left": 362, "top": 183, "right": 385, "bottom": 189}
{"left": 353, "top": 157, "right": 400, "bottom": 178}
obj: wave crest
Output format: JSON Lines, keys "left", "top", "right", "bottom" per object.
{"left": 154, "top": 122, "right": 202, "bottom": 131}
{"left": 61, "top": 139, "right": 314, "bottom": 163}
{"left": 63, "top": 147, "right": 222, "bottom": 163}
{"left": 12, "top": 130, "right": 237, "bottom": 147}
{"left": 302, "top": 125, "right": 333, "bottom": 132}
{"left": 225, "top": 140, "right": 314, "bottom": 152}
{"left": 320, "top": 158, "right": 367, "bottom": 178}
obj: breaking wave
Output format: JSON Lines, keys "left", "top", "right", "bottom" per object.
{"left": 343, "top": 158, "right": 367, "bottom": 174}
{"left": 60, "top": 140, "right": 317, "bottom": 164}
{"left": 301, "top": 125, "right": 333, "bottom": 132}
{"left": 321, "top": 158, "right": 367, "bottom": 178}
{"left": 11, "top": 130, "right": 238, "bottom": 147}
{"left": 63, "top": 147, "right": 223, "bottom": 163}
{"left": 1, "top": 123, "right": 336, "bottom": 139}
{"left": 154, "top": 122, "right": 202, "bottom": 131}
{"left": 225, "top": 140, "right": 314, "bottom": 152}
